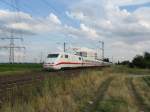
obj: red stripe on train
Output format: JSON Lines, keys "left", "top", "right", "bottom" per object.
{"left": 55, "top": 62, "right": 82, "bottom": 66}
{"left": 54, "top": 62, "right": 100, "bottom": 66}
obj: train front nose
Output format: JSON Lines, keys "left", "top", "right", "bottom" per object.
{"left": 43, "top": 53, "right": 60, "bottom": 70}
{"left": 43, "top": 61, "right": 60, "bottom": 70}
{"left": 43, "top": 62, "right": 56, "bottom": 69}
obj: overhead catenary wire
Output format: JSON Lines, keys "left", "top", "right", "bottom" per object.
{"left": 0, "top": 0, "right": 68, "bottom": 63}
{"left": 40, "top": 0, "right": 64, "bottom": 16}
{"left": 0, "top": 0, "right": 51, "bottom": 29}
{"left": 0, "top": 0, "right": 69, "bottom": 36}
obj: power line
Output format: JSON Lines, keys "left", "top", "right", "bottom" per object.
{"left": 41, "top": 0, "right": 64, "bottom": 16}
{"left": 0, "top": 0, "right": 67, "bottom": 34}
{"left": 18, "top": 0, "right": 64, "bottom": 28}
{"left": 0, "top": 0, "right": 66, "bottom": 27}
{"left": 0, "top": 0, "right": 64, "bottom": 63}
{"left": 0, "top": 0, "right": 17, "bottom": 10}
{"left": 0, "top": 0, "right": 49, "bottom": 27}
{"left": 0, "top": 0, "right": 25, "bottom": 63}
{"left": 0, "top": 37, "right": 25, "bottom": 63}
{"left": 57, "top": 42, "right": 68, "bottom": 52}
{"left": 64, "top": 42, "right": 67, "bottom": 52}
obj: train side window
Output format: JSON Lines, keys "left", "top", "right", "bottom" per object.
{"left": 79, "top": 57, "right": 81, "bottom": 60}
{"left": 65, "top": 55, "right": 68, "bottom": 58}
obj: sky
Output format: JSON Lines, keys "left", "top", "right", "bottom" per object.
{"left": 0, "top": 0, "right": 150, "bottom": 63}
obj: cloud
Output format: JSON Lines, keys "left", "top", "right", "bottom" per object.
{"left": 0, "top": 10, "right": 33, "bottom": 22}
{"left": 0, "top": 51, "right": 7, "bottom": 56}
{"left": 80, "top": 24, "right": 99, "bottom": 38}
{"left": 66, "top": 11, "right": 85, "bottom": 20}
{"left": 0, "top": 10, "right": 63, "bottom": 36}
{"left": 66, "top": 0, "right": 150, "bottom": 42}
{"left": 109, "top": 40, "right": 150, "bottom": 61}
{"left": 62, "top": 24, "right": 100, "bottom": 40}
{"left": 75, "top": 47, "right": 96, "bottom": 53}
{"left": 0, "top": 0, "right": 150, "bottom": 62}
{"left": 64, "top": 0, "right": 150, "bottom": 61}
{"left": 47, "top": 13, "right": 62, "bottom": 25}
{"left": 109, "top": 0, "right": 150, "bottom": 6}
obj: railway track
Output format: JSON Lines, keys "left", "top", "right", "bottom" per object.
{"left": 0, "top": 72, "right": 43, "bottom": 104}
{"left": 0, "top": 68, "right": 103, "bottom": 105}
{"left": 84, "top": 77, "right": 114, "bottom": 112}
{"left": 127, "top": 78, "right": 150, "bottom": 112}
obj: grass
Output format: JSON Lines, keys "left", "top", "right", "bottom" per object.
{"left": 143, "top": 77, "right": 150, "bottom": 87}
{"left": 93, "top": 67, "right": 150, "bottom": 112}
{"left": 0, "top": 65, "right": 150, "bottom": 112}
{"left": 95, "top": 98, "right": 127, "bottom": 112}
{"left": 0, "top": 63, "right": 42, "bottom": 76}
{"left": 0, "top": 63, "right": 42, "bottom": 71}
{"left": 105, "top": 65, "right": 150, "bottom": 75}
{"left": 0, "top": 64, "right": 150, "bottom": 76}
{"left": 0, "top": 70, "right": 111, "bottom": 112}
{"left": 133, "top": 77, "right": 150, "bottom": 108}
{"left": 98, "top": 75, "right": 138, "bottom": 112}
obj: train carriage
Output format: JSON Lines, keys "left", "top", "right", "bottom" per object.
{"left": 43, "top": 52, "right": 82, "bottom": 70}
{"left": 43, "top": 51, "right": 109, "bottom": 70}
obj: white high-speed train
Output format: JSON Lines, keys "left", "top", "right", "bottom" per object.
{"left": 43, "top": 52, "right": 110, "bottom": 70}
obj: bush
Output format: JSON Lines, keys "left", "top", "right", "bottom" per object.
{"left": 132, "top": 52, "right": 150, "bottom": 68}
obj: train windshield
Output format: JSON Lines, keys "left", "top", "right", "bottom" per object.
{"left": 47, "top": 54, "right": 59, "bottom": 58}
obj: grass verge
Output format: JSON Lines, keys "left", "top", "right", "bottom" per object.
{"left": 0, "top": 64, "right": 42, "bottom": 76}
{"left": 0, "top": 70, "right": 111, "bottom": 112}
{"left": 0, "top": 66, "right": 150, "bottom": 112}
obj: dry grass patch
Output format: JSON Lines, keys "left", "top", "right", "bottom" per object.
{"left": 102, "top": 75, "right": 138, "bottom": 112}
{"left": 0, "top": 70, "right": 111, "bottom": 112}
{"left": 132, "top": 77, "right": 150, "bottom": 106}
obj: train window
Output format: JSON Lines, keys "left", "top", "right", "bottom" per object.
{"left": 65, "top": 55, "right": 68, "bottom": 58}
{"left": 79, "top": 57, "right": 81, "bottom": 60}
{"left": 47, "top": 54, "right": 59, "bottom": 58}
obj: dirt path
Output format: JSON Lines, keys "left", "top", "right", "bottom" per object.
{"left": 127, "top": 78, "right": 150, "bottom": 112}
{"left": 84, "top": 77, "right": 114, "bottom": 112}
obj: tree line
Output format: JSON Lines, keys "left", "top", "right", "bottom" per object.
{"left": 119, "top": 52, "right": 150, "bottom": 69}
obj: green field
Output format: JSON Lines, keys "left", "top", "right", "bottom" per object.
{"left": 0, "top": 65, "right": 150, "bottom": 112}
{"left": 0, "top": 63, "right": 42, "bottom": 76}
{"left": 0, "top": 64, "right": 150, "bottom": 76}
